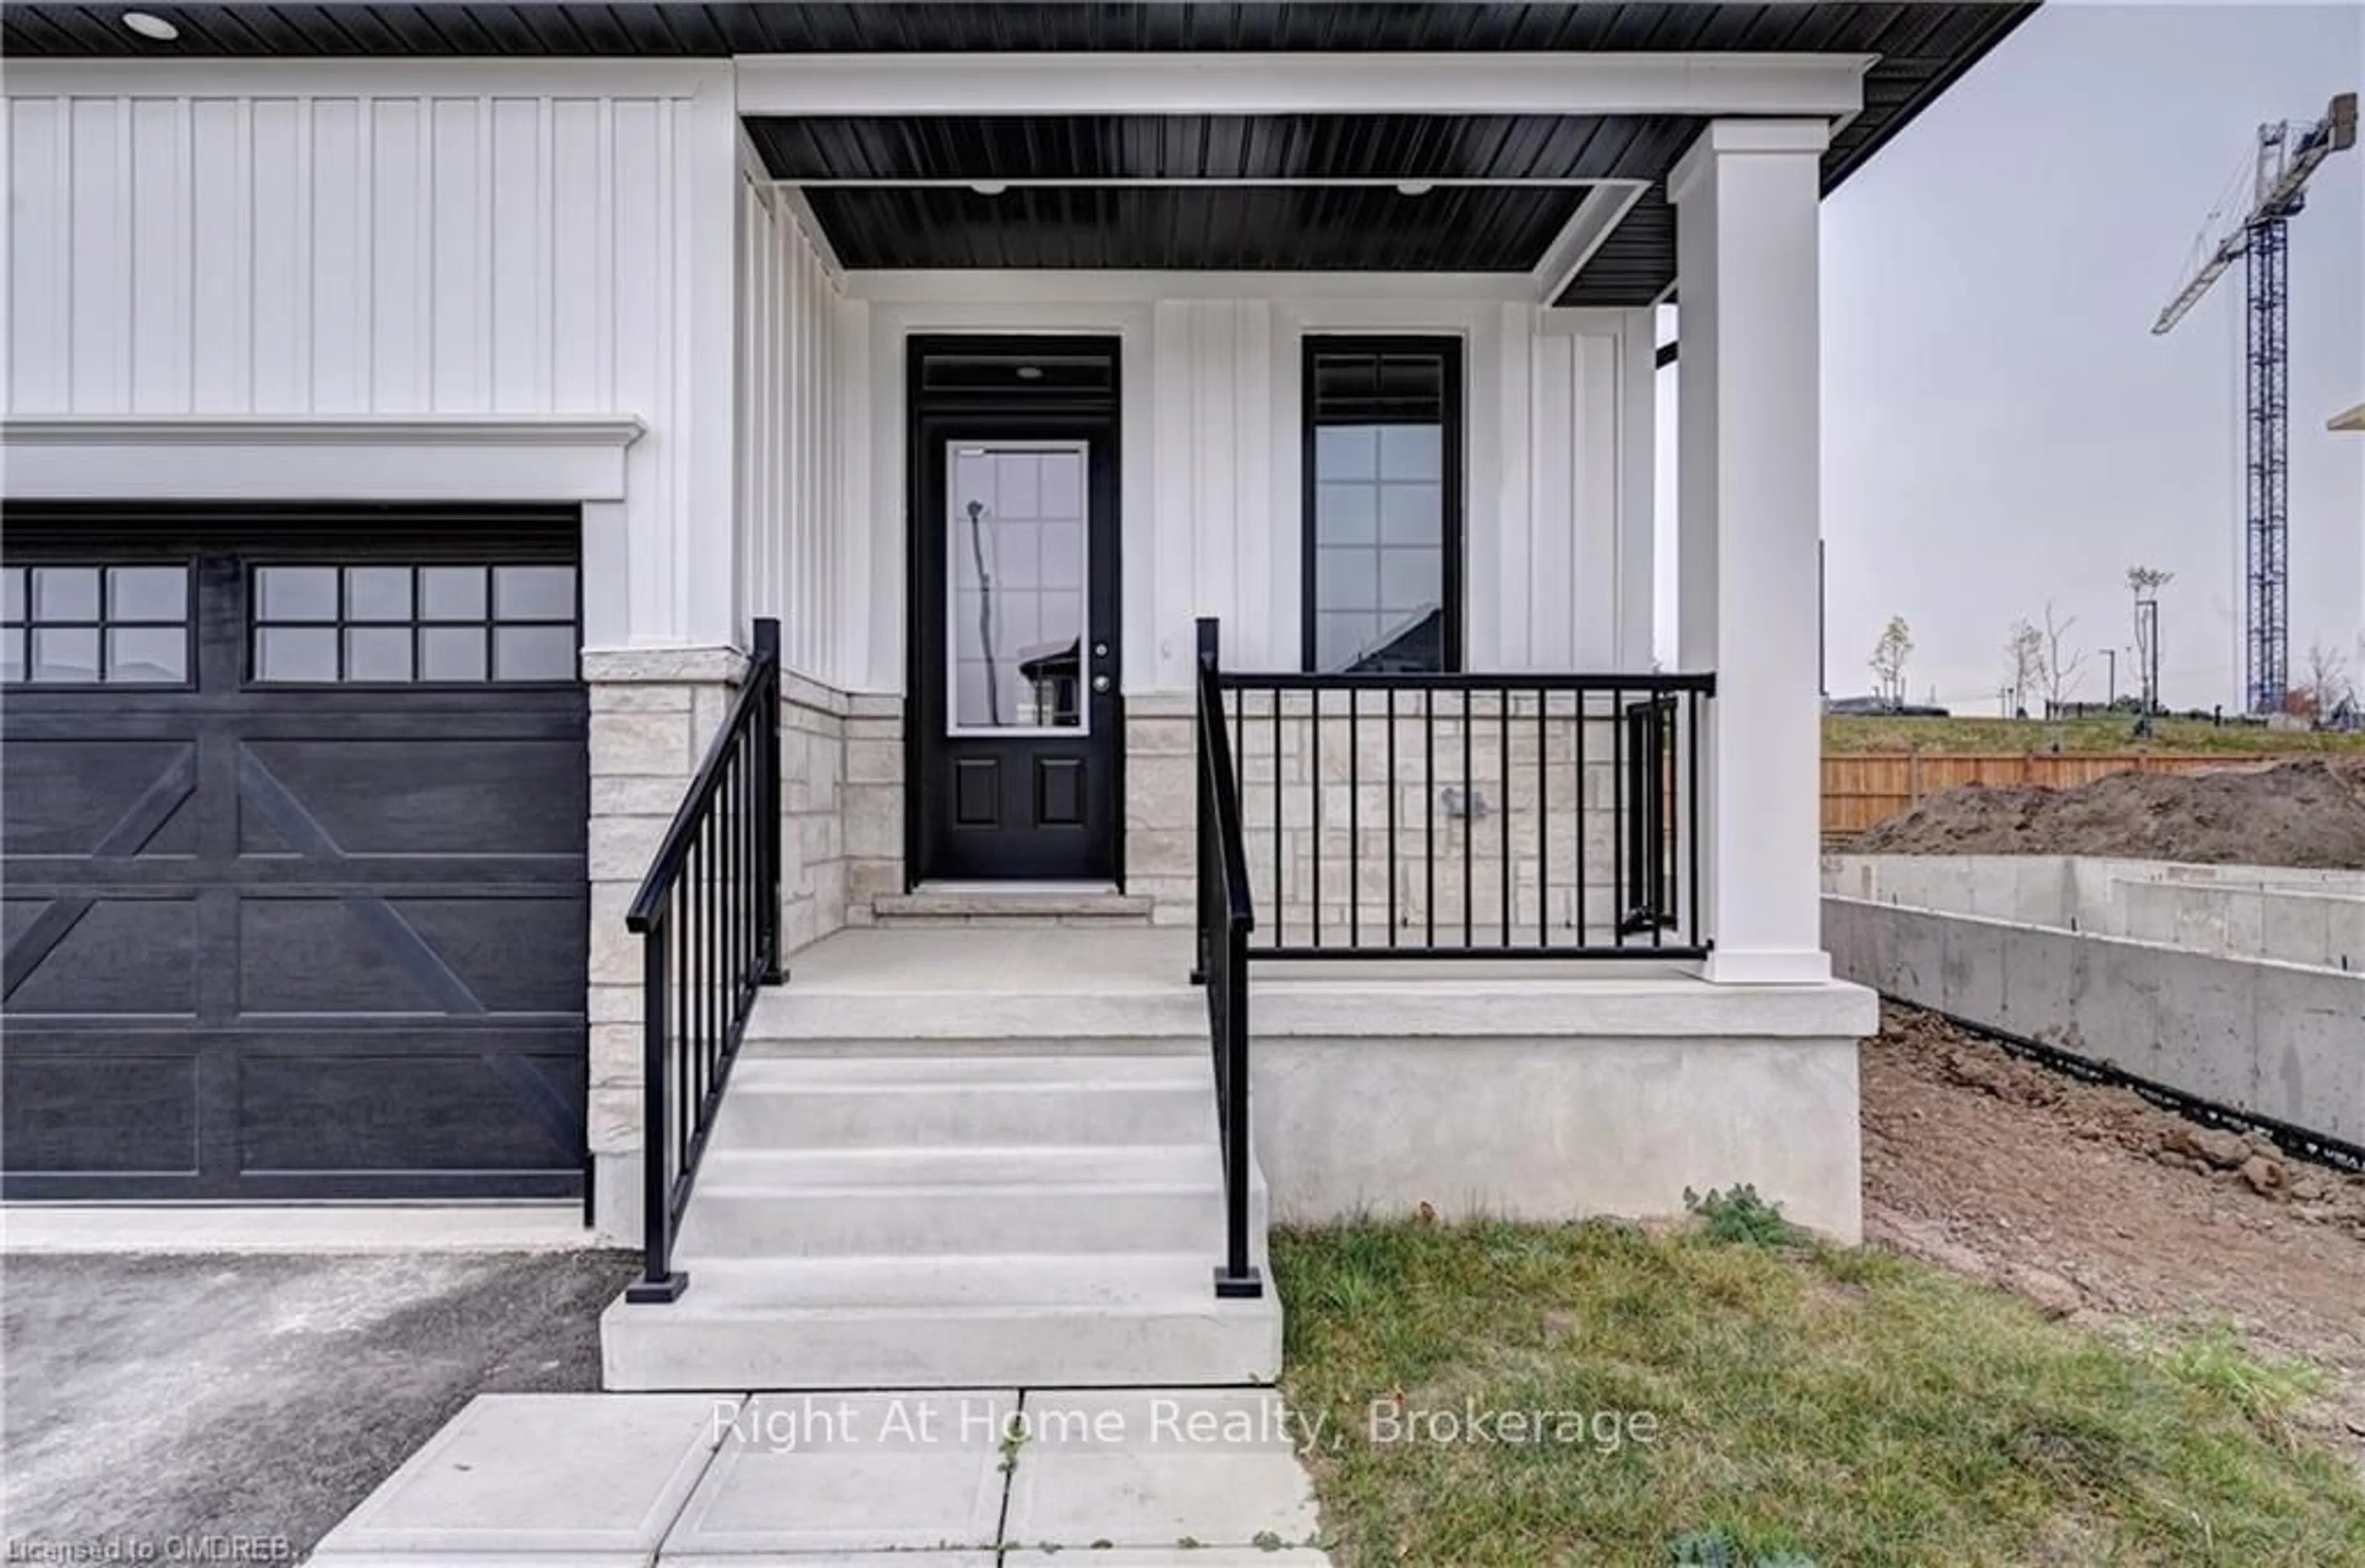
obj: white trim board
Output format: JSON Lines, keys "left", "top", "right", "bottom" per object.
{"left": 735, "top": 52, "right": 1872, "bottom": 118}
{"left": 1532, "top": 184, "right": 1653, "bottom": 306}
{"left": 1, "top": 57, "right": 732, "bottom": 97}
{"left": 846, "top": 270, "right": 1550, "bottom": 305}
{"left": 0, "top": 415, "right": 647, "bottom": 502}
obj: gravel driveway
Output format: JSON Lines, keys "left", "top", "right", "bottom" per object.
{"left": 2, "top": 1248, "right": 640, "bottom": 1561}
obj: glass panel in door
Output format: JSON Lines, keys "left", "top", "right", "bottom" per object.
{"left": 947, "top": 441, "right": 1089, "bottom": 733}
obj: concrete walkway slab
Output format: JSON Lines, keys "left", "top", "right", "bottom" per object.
{"left": 660, "top": 1392, "right": 1013, "bottom": 1555}
{"left": 302, "top": 1385, "right": 1335, "bottom": 1566}
{"left": 1000, "top": 1389, "right": 1323, "bottom": 1550}
{"left": 306, "top": 1394, "right": 736, "bottom": 1566}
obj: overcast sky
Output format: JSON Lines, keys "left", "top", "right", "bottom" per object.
{"left": 1781, "top": 1, "right": 2364, "bottom": 712}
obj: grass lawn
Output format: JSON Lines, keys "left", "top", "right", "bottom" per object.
{"left": 1824, "top": 713, "right": 2365, "bottom": 756}
{"left": 1274, "top": 1215, "right": 2365, "bottom": 1567}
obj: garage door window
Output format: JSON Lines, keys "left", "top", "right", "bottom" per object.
{"left": 1, "top": 564, "right": 190, "bottom": 685}
{"left": 251, "top": 564, "right": 578, "bottom": 684}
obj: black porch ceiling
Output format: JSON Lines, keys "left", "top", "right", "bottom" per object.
{"left": 745, "top": 112, "right": 1697, "bottom": 184}
{"left": 808, "top": 184, "right": 1589, "bottom": 272}
{"left": 2, "top": 2, "right": 2040, "bottom": 304}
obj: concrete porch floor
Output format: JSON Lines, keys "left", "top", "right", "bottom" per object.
{"left": 754, "top": 924, "right": 1852, "bottom": 1048}
{"left": 786, "top": 924, "right": 1711, "bottom": 994}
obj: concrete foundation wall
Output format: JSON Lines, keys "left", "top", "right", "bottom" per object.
{"left": 1827, "top": 854, "right": 2365, "bottom": 972}
{"left": 2112, "top": 881, "right": 2364, "bottom": 971}
{"left": 1824, "top": 896, "right": 2364, "bottom": 1149}
{"left": 1250, "top": 980, "right": 1875, "bottom": 1242}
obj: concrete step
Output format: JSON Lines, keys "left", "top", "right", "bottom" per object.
{"left": 601, "top": 1253, "right": 1282, "bottom": 1390}
{"left": 710, "top": 1077, "right": 1213, "bottom": 1149}
{"left": 872, "top": 889, "right": 1157, "bottom": 927}
{"left": 723, "top": 1053, "right": 1208, "bottom": 1085}
{"left": 604, "top": 1033, "right": 1275, "bottom": 1392}
{"left": 674, "top": 1144, "right": 1263, "bottom": 1259}
{"left": 743, "top": 988, "right": 1208, "bottom": 1046}
{"left": 709, "top": 1057, "right": 1212, "bottom": 1148}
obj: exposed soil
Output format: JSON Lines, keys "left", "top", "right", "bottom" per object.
{"left": 1852, "top": 754, "right": 2365, "bottom": 867}
{"left": 1862, "top": 1002, "right": 2365, "bottom": 1442}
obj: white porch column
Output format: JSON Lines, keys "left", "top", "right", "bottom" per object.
{"left": 1670, "top": 119, "right": 1831, "bottom": 984}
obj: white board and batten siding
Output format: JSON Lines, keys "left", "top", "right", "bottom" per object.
{"left": 1, "top": 61, "right": 741, "bottom": 653}
{"left": 4, "top": 62, "right": 1657, "bottom": 685}
{"left": 734, "top": 145, "right": 867, "bottom": 691}
{"left": 857, "top": 291, "right": 1658, "bottom": 694}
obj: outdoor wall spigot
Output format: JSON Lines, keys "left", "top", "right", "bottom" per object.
{"left": 1442, "top": 786, "right": 1490, "bottom": 820}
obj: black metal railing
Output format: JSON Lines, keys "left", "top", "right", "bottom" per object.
{"left": 1194, "top": 620, "right": 1261, "bottom": 1299}
{"left": 623, "top": 618, "right": 784, "bottom": 1304}
{"left": 1189, "top": 617, "right": 1715, "bottom": 1295}
{"left": 1208, "top": 658, "right": 1713, "bottom": 960}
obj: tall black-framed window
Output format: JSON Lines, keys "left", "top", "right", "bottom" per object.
{"left": 1301, "top": 336, "right": 1463, "bottom": 673}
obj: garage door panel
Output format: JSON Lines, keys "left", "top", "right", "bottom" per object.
{"left": 1, "top": 1053, "right": 201, "bottom": 1175}
{"left": 2, "top": 895, "right": 201, "bottom": 1015}
{"left": 386, "top": 895, "right": 590, "bottom": 1014}
{"left": 238, "top": 897, "right": 480, "bottom": 1016}
{"left": 1, "top": 526, "right": 591, "bottom": 1202}
{"left": 241, "top": 737, "right": 588, "bottom": 860}
{"left": 240, "top": 1047, "right": 585, "bottom": 1175}
{"left": 235, "top": 893, "right": 584, "bottom": 1016}
{"left": 0, "top": 738, "right": 198, "bottom": 857}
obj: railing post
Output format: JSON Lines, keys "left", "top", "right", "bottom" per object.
{"left": 752, "top": 618, "right": 785, "bottom": 985}
{"left": 1191, "top": 617, "right": 1219, "bottom": 987}
{"left": 625, "top": 910, "right": 687, "bottom": 1303}
{"left": 1213, "top": 914, "right": 1262, "bottom": 1299}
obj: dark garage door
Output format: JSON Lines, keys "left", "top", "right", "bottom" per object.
{"left": 1, "top": 509, "right": 590, "bottom": 1201}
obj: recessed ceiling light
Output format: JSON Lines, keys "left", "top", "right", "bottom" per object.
{"left": 970, "top": 181, "right": 1009, "bottom": 197}
{"left": 1015, "top": 365, "right": 1043, "bottom": 381}
{"left": 1396, "top": 180, "right": 1436, "bottom": 197}
{"left": 121, "top": 10, "right": 179, "bottom": 40}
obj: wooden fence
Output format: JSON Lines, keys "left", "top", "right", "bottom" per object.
{"left": 1822, "top": 752, "right": 2256, "bottom": 841}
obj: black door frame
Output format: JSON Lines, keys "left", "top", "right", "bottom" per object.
{"left": 902, "top": 334, "right": 1125, "bottom": 888}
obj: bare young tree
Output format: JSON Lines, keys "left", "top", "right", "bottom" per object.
{"left": 2038, "top": 600, "right": 2087, "bottom": 713}
{"left": 2003, "top": 618, "right": 2045, "bottom": 717}
{"left": 1868, "top": 615, "right": 1914, "bottom": 708}
{"left": 2297, "top": 639, "right": 2354, "bottom": 723}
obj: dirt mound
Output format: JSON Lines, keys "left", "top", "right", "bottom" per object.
{"left": 1853, "top": 755, "right": 2365, "bottom": 868}
{"left": 1863, "top": 1003, "right": 2365, "bottom": 1437}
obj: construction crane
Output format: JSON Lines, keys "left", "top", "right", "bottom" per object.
{"left": 2152, "top": 91, "right": 2357, "bottom": 716}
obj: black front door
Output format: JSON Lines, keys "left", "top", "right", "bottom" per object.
{"left": 908, "top": 337, "right": 1122, "bottom": 883}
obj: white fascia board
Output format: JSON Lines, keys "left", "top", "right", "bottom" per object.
{"left": 846, "top": 270, "right": 1544, "bottom": 304}
{"left": 1, "top": 57, "right": 730, "bottom": 97}
{"left": 1529, "top": 180, "right": 1650, "bottom": 304}
{"left": 734, "top": 52, "right": 1872, "bottom": 119}
{"left": 0, "top": 416, "right": 645, "bottom": 503}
